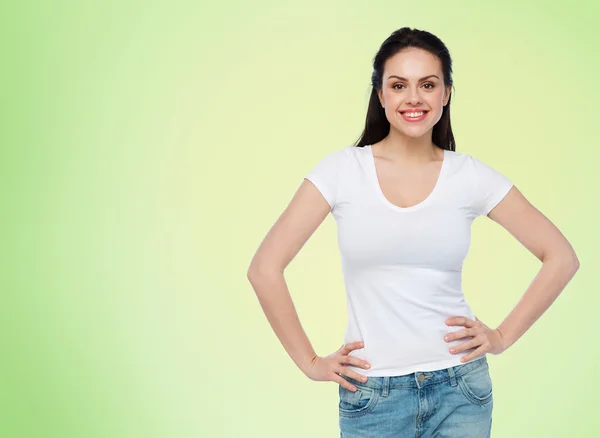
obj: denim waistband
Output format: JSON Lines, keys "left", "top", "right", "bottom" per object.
{"left": 341, "top": 356, "right": 488, "bottom": 391}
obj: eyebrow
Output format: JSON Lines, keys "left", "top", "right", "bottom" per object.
{"left": 387, "top": 74, "right": 440, "bottom": 81}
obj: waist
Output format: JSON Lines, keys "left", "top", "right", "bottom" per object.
{"left": 343, "top": 302, "right": 477, "bottom": 376}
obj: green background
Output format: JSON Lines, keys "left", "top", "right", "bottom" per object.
{"left": 1, "top": 0, "right": 598, "bottom": 437}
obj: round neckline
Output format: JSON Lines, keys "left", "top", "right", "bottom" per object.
{"left": 366, "top": 144, "right": 449, "bottom": 212}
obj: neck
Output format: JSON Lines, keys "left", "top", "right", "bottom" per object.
{"left": 375, "top": 130, "right": 440, "bottom": 163}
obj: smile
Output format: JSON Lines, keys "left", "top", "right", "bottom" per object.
{"left": 399, "top": 111, "right": 428, "bottom": 122}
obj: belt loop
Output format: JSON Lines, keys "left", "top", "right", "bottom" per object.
{"left": 382, "top": 376, "right": 390, "bottom": 397}
{"left": 447, "top": 365, "right": 458, "bottom": 387}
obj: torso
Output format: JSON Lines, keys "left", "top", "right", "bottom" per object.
{"left": 304, "top": 144, "right": 493, "bottom": 376}
{"left": 370, "top": 142, "right": 445, "bottom": 209}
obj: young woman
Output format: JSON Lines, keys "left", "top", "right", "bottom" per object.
{"left": 247, "top": 27, "right": 579, "bottom": 437}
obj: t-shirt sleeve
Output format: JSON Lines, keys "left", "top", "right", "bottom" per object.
{"left": 304, "top": 147, "right": 346, "bottom": 211}
{"left": 470, "top": 155, "right": 514, "bottom": 217}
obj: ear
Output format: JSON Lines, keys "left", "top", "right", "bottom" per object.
{"left": 377, "top": 89, "right": 384, "bottom": 107}
{"left": 443, "top": 86, "right": 452, "bottom": 106}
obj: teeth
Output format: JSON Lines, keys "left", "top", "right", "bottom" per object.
{"left": 403, "top": 111, "right": 425, "bottom": 117}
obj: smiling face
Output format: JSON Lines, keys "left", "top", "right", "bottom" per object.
{"left": 377, "top": 47, "right": 452, "bottom": 138}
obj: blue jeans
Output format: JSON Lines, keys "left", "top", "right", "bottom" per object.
{"left": 338, "top": 356, "right": 493, "bottom": 437}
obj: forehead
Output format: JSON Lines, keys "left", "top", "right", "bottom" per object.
{"left": 383, "top": 48, "right": 442, "bottom": 78}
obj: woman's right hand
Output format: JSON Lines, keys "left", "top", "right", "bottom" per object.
{"left": 304, "top": 341, "right": 371, "bottom": 391}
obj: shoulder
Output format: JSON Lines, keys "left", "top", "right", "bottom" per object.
{"left": 444, "top": 148, "right": 474, "bottom": 165}
{"left": 309, "top": 144, "right": 358, "bottom": 171}
{"left": 446, "top": 150, "right": 499, "bottom": 176}
{"left": 459, "top": 151, "right": 514, "bottom": 216}
{"left": 332, "top": 144, "right": 356, "bottom": 161}
{"left": 315, "top": 144, "right": 352, "bottom": 162}
{"left": 304, "top": 145, "right": 356, "bottom": 211}
{"left": 438, "top": 149, "right": 472, "bottom": 178}
{"left": 463, "top": 152, "right": 511, "bottom": 181}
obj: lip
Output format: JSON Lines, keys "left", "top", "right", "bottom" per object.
{"left": 399, "top": 110, "right": 428, "bottom": 122}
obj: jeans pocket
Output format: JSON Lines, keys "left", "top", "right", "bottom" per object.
{"left": 457, "top": 361, "right": 493, "bottom": 406}
{"left": 338, "top": 382, "right": 379, "bottom": 417}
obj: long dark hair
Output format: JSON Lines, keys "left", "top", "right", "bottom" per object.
{"left": 353, "top": 27, "right": 456, "bottom": 151}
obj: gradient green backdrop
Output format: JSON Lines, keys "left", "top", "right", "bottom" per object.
{"left": 1, "top": 0, "right": 598, "bottom": 437}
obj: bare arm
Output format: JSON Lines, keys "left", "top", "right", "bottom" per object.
{"left": 487, "top": 185, "right": 580, "bottom": 351}
{"left": 247, "top": 175, "right": 371, "bottom": 389}
{"left": 246, "top": 178, "right": 333, "bottom": 375}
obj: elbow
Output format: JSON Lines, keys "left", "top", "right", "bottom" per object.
{"left": 568, "top": 245, "right": 580, "bottom": 273}
{"left": 247, "top": 257, "right": 263, "bottom": 282}
{"left": 559, "top": 252, "right": 580, "bottom": 276}
{"left": 247, "top": 265, "right": 260, "bottom": 282}
{"left": 247, "top": 267, "right": 263, "bottom": 293}
{"left": 571, "top": 254, "right": 580, "bottom": 273}
{"left": 542, "top": 246, "right": 580, "bottom": 274}
{"left": 246, "top": 262, "right": 281, "bottom": 283}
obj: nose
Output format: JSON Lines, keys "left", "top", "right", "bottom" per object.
{"left": 406, "top": 87, "right": 423, "bottom": 105}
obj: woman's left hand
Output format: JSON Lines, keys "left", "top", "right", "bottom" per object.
{"left": 444, "top": 316, "right": 507, "bottom": 362}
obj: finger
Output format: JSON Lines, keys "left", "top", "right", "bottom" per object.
{"left": 459, "top": 345, "right": 487, "bottom": 363}
{"left": 347, "top": 370, "right": 369, "bottom": 382}
{"left": 340, "top": 355, "right": 371, "bottom": 370}
{"left": 341, "top": 341, "right": 364, "bottom": 354}
{"left": 444, "top": 327, "right": 475, "bottom": 342}
{"left": 334, "top": 372, "right": 357, "bottom": 391}
{"left": 449, "top": 338, "right": 479, "bottom": 355}
{"left": 446, "top": 316, "right": 476, "bottom": 327}
{"left": 337, "top": 366, "right": 368, "bottom": 384}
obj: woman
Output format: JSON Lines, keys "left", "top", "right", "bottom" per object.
{"left": 247, "top": 27, "right": 579, "bottom": 437}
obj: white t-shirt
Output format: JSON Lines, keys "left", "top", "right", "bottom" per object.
{"left": 304, "top": 144, "right": 513, "bottom": 377}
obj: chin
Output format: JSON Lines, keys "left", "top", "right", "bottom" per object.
{"left": 396, "top": 128, "right": 430, "bottom": 138}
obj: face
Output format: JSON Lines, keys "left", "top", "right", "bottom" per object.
{"left": 377, "top": 48, "right": 452, "bottom": 138}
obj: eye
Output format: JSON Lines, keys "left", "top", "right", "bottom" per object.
{"left": 392, "top": 83, "right": 435, "bottom": 90}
